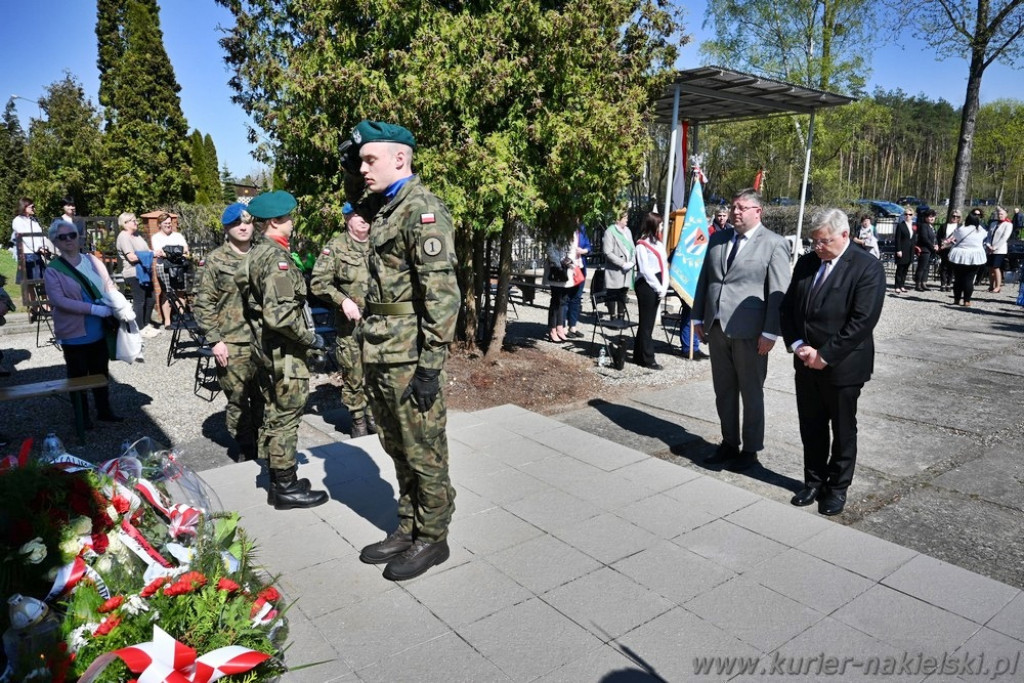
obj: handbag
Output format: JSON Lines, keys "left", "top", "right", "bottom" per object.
{"left": 547, "top": 257, "right": 570, "bottom": 283}
{"left": 572, "top": 265, "right": 585, "bottom": 287}
{"left": 116, "top": 319, "right": 143, "bottom": 363}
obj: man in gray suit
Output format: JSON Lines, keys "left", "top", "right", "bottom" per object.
{"left": 693, "top": 189, "right": 792, "bottom": 471}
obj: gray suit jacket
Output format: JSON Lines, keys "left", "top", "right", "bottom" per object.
{"left": 692, "top": 225, "right": 792, "bottom": 339}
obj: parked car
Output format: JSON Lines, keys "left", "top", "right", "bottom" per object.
{"left": 896, "top": 196, "right": 922, "bottom": 206}
{"left": 854, "top": 199, "right": 905, "bottom": 219}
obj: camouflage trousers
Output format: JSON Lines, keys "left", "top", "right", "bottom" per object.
{"left": 365, "top": 362, "right": 455, "bottom": 543}
{"left": 335, "top": 331, "right": 368, "bottom": 418}
{"left": 256, "top": 355, "right": 309, "bottom": 471}
{"left": 218, "top": 342, "right": 264, "bottom": 443}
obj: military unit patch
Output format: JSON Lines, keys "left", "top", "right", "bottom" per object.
{"left": 321, "top": 248, "right": 331, "bottom": 255}
{"left": 277, "top": 261, "right": 290, "bottom": 270}
{"left": 420, "top": 235, "right": 445, "bottom": 262}
{"left": 420, "top": 213, "right": 435, "bottom": 224}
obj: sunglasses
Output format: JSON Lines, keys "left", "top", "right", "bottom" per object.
{"left": 56, "top": 231, "right": 79, "bottom": 242}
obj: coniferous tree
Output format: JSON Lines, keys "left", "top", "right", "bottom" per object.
{"left": 220, "top": 164, "right": 236, "bottom": 202}
{"left": 96, "top": 0, "right": 193, "bottom": 212}
{"left": 22, "top": 75, "right": 104, "bottom": 220}
{"left": 0, "top": 100, "right": 29, "bottom": 246}
{"left": 203, "top": 134, "right": 221, "bottom": 202}
{"left": 190, "top": 129, "right": 210, "bottom": 203}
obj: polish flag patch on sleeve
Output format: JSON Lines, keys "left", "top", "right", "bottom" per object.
{"left": 321, "top": 248, "right": 331, "bottom": 255}
{"left": 420, "top": 213, "right": 436, "bottom": 224}
{"left": 277, "top": 261, "right": 290, "bottom": 270}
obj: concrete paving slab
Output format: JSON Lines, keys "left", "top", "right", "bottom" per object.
{"left": 403, "top": 558, "right": 533, "bottom": 628}
{"left": 614, "top": 491, "right": 718, "bottom": 538}
{"left": 525, "top": 424, "right": 650, "bottom": 471}
{"left": 615, "top": 606, "right": 762, "bottom": 682}
{"left": 882, "top": 554, "right": 1020, "bottom": 625}
{"left": 933, "top": 442, "right": 1024, "bottom": 512}
{"left": 684, "top": 576, "right": 824, "bottom": 652}
{"left": 745, "top": 547, "right": 876, "bottom": 613}
{"left": 485, "top": 533, "right": 602, "bottom": 594}
{"left": 556, "top": 399, "right": 705, "bottom": 455}
{"left": 553, "top": 467, "right": 658, "bottom": 510}
{"left": 549, "top": 511, "right": 659, "bottom": 564}
{"left": 277, "top": 611, "right": 346, "bottom": 682}
{"left": 860, "top": 379, "right": 1020, "bottom": 436}
{"left": 457, "top": 462, "right": 554, "bottom": 504}
{"left": 612, "top": 540, "right": 736, "bottom": 605}
{"left": 952, "top": 628, "right": 1024, "bottom": 679}
{"left": 795, "top": 524, "right": 918, "bottom": 581}
{"left": 613, "top": 455, "right": 702, "bottom": 492}
{"left": 988, "top": 592, "right": 1024, "bottom": 642}
{"left": 855, "top": 487, "right": 1024, "bottom": 589}
{"left": 533, "top": 644, "right": 646, "bottom": 683}
{"left": 451, "top": 505, "right": 545, "bottom": 556}
{"left": 504, "top": 486, "right": 604, "bottom": 529}
{"left": 459, "top": 597, "right": 603, "bottom": 682}
{"left": 832, "top": 584, "right": 980, "bottom": 653}
{"left": 281, "top": 557, "right": 395, "bottom": 620}
{"left": 353, "top": 631, "right": 511, "bottom": 682}
{"left": 541, "top": 566, "right": 674, "bottom": 640}
{"left": 970, "top": 353, "right": 1024, "bottom": 377}
{"left": 675, "top": 519, "right": 789, "bottom": 573}
{"left": 663, "top": 475, "right": 761, "bottom": 519}
{"left": 725, "top": 498, "right": 835, "bottom": 547}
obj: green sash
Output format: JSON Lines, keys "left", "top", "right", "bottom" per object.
{"left": 50, "top": 256, "right": 117, "bottom": 360}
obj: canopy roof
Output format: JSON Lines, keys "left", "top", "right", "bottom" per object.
{"left": 652, "top": 65, "right": 855, "bottom": 125}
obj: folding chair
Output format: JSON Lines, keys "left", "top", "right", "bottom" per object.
{"left": 28, "top": 282, "right": 57, "bottom": 348}
{"left": 310, "top": 306, "right": 339, "bottom": 373}
{"left": 193, "top": 346, "right": 221, "bottom": 401}
{"left": 588, "top": 268, "right": 637, "bottom": 362}
{"left": 661, "top": 289, "right": 683, "bottom": 343}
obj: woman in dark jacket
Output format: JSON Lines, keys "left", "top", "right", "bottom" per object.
{"left": 893, "top": 207, "right": 915, "bottom": 293}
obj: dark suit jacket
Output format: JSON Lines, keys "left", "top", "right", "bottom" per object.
{"left": 915, "top": 221, "right": 937, "bottom": 254}
{"left": 780, "top": 244, "right": 886, "bottom": 386}
{"left": 894, "top": 221, "right": 914, "bottom": 265}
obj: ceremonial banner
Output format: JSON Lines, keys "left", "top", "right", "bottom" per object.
{"left": 668, "top": 177, "right": 709, "bottom": 307}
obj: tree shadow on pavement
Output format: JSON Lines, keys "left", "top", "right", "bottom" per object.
{"left": 313, "top": 442, "right": 398, "bottom": 533}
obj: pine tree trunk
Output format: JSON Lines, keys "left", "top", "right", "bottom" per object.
{"left": 949, "top": 50, "right": 986, "bottom": 211}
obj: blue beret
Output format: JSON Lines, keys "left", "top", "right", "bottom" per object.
{"left": 247, "top": 191, "right": 297, "bottom": 219}
{"left": 342, "top": 202, "right": 355, "bottom": 216}
{"left": 350, "top": 120, "right": 416, "bottom": 150}
{"left": 221, "top": 202, "right": 247, "bottom": 226}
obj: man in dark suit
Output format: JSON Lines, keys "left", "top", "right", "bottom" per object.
{"left": 893, "top": 208, "right": 914, "bottom": 293}
{"left": 781, "top": 208, "right": 886, "bottom": 515}
{"left": 913, "top": 208, "right": 939, "bottom": 291}
{"left": 693, "top": 189, "right": 791, "bottom": 471}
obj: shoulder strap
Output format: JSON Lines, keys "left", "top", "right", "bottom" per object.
{"left": 51, "top": 256, "right": 103, "bottom": 301}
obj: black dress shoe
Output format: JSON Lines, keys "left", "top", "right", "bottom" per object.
{"left": 360, "top": 530, "right": 414, "bottom": 564}
{"left": 382, "top": 539, "right": 450, "bottom": 581}
{"left": 818, "top": 490, "right": 847, "bottom": 516}
{"left": 725, "top": 451, "right": 758, "bottom": 472}
{"left": 704, "top": 442, "right": 740, "bottom": 465}
{"left": 567, "top": 329, "right": 585, "bottom": 339}
{"left": 645, "top": 363, "right": 664, "bottom": 370}
{"left": 791, "top": 485, "right": 821, "bottom": 507}
{"left": 686, "top": 350, "right": 709, "bottom": 361}
{"left": 97, "top": 412, "right": 125, "bottom": 423}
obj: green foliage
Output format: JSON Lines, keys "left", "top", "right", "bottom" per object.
{"left": 97, "top": 0, "right": 194, "bottom": 213}
{"left": 22, "top": 74, "right": 105, "bottom": 219}
{"left": 221, "top": 164, "right": 237, "bottom": 202}
{"left": 0, "top": 101, "right": 28, "bottom": 245}
{"left": 217, "top": 0, "right": 684, "bottom": 241}
{"left": 204, "top": 134, "right": 222, "bottom": 201}
{"left": 191, "top": 129, "right": 212, "bottom": 203}
{"left": 701, "top": 0, "right": 877, "bottom": 95}
{"left": 972, "top": 99, "right": 1024, "bottom": 202}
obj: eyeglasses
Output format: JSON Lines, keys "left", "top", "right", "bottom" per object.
{"left": 952, "top": 214, "right": 962, "bottom": 218}
{"left": 811, "top": 236, "right": 838, "bottom": 248}
{"left": 56, "top": 232, "right": 78, "bottom": 242}
{"left": 731, "top": 205, "right": 759, "bottom": 213}
{"left": 904, "top": 212, "right": 914, "bottom": 216}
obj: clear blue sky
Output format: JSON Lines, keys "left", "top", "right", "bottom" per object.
{"left": 2, "top": 1, "right": 1020, "bottom": 182}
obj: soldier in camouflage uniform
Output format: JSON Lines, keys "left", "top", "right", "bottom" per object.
{"left": 347, "top": 121, "right": 461, "bottom": 581}
{"left": 236, "top": 190, "right": 329, "bottom": 510}
{"left": 310, "top": 202, "right": 376, "bottom": 438}
{"left": 193, "top": 203, "right": 264, "bottom": 460}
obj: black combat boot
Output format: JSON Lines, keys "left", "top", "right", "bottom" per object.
{"left": 267, "top": 466, "right": 323, "bottom": 509}
{"left": 350, "top": 416, "right": 369, "bottom": 438}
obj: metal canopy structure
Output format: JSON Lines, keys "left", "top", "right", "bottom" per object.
{"left": 654, "top": 66, "right": 855, "bottom": 255}
{"left": 652, "top": 65, "right": 854, "bottom": 126}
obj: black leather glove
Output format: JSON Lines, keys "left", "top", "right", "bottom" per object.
{"left": 401, "top": 367, "right": 441, "bottom": 413}
{"left": 306, "top": 348, "right": 327, "bottom": 374}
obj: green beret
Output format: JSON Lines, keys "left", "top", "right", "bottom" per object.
{"left": 247, "top": 190, "right": 297, "bottom": 219}
{"left": 350, "top": 120, "right": 416, "bottom": 150}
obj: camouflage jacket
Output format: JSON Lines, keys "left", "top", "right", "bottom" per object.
{"left": 193, "top": 243, "right": 253, "bottom": 345}
{"left": 235, "top": 237, "right": 317, "bottom": 376}
{"left": 310, "top": 231, "right": 371, "bottom": 334}
{"left": 363, "top": 176, "right": 460, "bottom": 369}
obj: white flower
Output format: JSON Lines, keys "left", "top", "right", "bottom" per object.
{"left": 60, "top": 535, "right": 85, "bottom": 558}
{"left": 123, "top": 595, "right": 149, "bottom": 616}
{"left": 19, "top": 538, "right": 47, "bottom": 564}
{"left": 69, "top": 516, "right": 92, "bottom": 535}
{"left": 69, "top": 624, "right": 95, "bottom": 652}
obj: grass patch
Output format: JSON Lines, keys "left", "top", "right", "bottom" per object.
{"left": 0, "top": 250, "right": 17, "bottom": 289}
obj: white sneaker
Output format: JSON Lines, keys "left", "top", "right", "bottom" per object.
{"left": 140, "top": 326, "right": 161, "bottom": 338}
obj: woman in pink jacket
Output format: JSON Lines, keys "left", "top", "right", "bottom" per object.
{"left": 43, "top": 218, "right": 123, "bottom": 425}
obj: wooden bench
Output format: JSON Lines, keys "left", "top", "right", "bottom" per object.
{"left": 509, "top": 272, "right": 549, "bottom": 306}
{"left": 0, "top": 374, "right": 109, "bottom": 445}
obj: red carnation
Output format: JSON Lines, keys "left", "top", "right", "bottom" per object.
{"left": 217, "top": 578, "right": 241, "bottom": 593}
{"left": 179, "top": 571, "right": 208, "bottom": 588}
{"left": 140, "top": 577, "right": 168, "bottom": 598}
{"left": 92, "top": 510, "right": 115, "bottom": 533}
{"left": 93, "top": 616, "right": 121, "bottom": 637}
{"left": 90, "top": 533, "right": 110, "bottom": 554}
{"left": 111, "top": 495, "right": 130, "bottom": 514}
{"left": 97, "top": 596, "right": 124, "bottom": 613}
{"left": 258, "top": 586, "right": 281, "bottom": 602}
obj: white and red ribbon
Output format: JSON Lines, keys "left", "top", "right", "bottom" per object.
{"left": 45, "top": 556, "right": 110, "bottom": 602}
{"left": 167, "top": 504, "right": 202, "bottom": 540}
{"left": 77, "top": 624, "right": 271, "bottom": 683}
